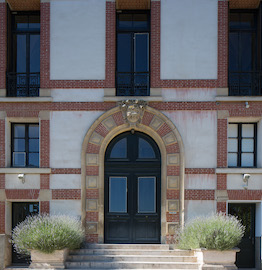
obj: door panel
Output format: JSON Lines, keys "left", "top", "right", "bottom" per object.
{"left": 228, "top": 203, "right": 255, "bottom": 268}
{"left": 12, "top": 202, "right": 39, "bottom": 264}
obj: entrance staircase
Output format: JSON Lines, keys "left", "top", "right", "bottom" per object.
{"left": 65, "top": 244, "right": 199, "bottom": 269}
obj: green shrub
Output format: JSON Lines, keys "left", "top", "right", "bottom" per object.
{"left": 12, "top": 214, "right": 85, "bottom": 255}
{"left": 178, "top": 213, "right": 245, "bottom": 251}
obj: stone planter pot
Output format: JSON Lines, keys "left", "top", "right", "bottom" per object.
{"left": 29, "top": 249, "right": 69, "bottom": 269}
{"left": 194, "top": 248, "right": 240, "bottom": 270}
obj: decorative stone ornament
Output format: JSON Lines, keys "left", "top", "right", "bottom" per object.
{"left": 119, "top": 100, "right": 147, "bottom": 126}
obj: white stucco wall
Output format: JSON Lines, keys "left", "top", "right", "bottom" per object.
{"left": 162, "top": 89, "right": 217, "bottom": 102}
{"left": 51, "top": 89, "right": 104, "bottom": 102}
{"left": 185, "top": 200, "right": 216, "bottom": 221}
{"left": 50, "top": 200, "right": 81, "bottom": 218}
{"left": 185, "top": 174, "right": 216, "bottom": 190}
{"left": 227, "top": 174, "right": 262, "bottom": 190}
{"left": 164, "top": 111, "right": 217, "bottom": 168}
{"left": 50, "top": 111, "right": 103, "bottom": 168}
{"left": 161, "top": 0, "right": 218, "bottom": 79}
{"left": 5, "top": 174, "right": 40, "bottom": 189}
{"left": 50, "top": 175, "right": 81, "bottom": 189}
{"left": 50, "top": 0, "right": 106, "bottom": 80}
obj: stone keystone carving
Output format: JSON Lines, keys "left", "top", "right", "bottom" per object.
{"left": 119, "top": 100, "right": 147, "bottom": 126}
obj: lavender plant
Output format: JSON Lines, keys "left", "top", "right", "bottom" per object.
{"left": 12, "top": 214, "right": 85, "bottom": 255}
{"left": 178, "top": 213, "right": 245, "bottom": 251}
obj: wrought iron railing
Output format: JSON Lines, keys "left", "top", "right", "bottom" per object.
{"left": 6, "top": 72, "right": 40, "bottom": 97}
{"left": 116, "top": 72, "right": 150, "bottom": 96}
{"left": 229, "top": 71, "right": 262, "bottom": 96}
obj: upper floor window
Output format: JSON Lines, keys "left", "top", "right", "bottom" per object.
{"left": 228, "top": 123, "right": 257, "bottom": 167}
{"left": 7, "top": 12, "right": 40, "bottom": 97}
{"left": 229, "top": 10, "right": 262, "bottom": 96}
{"left": 116, "top": 11, "right": 150, "bottom": 96}
{"left": 11, "top": 123, "right": 39, "bottom": 167}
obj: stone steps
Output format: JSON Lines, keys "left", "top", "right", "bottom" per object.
{"left": 65, "top": 244, "right": 199, "bottom": 269}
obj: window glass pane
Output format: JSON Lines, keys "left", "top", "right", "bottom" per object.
{"left": 242, "top": 124, "right": 254, "bottom": 137}
{"left": 28, "top": 153, "right": 39, "bottom": 167}
{"left": 228, "top": 124, "right": 238, "bottom": 137}
{"left": 228, "top": 138, "right": 238, "bottom": 152}
{"left": 241, "top": 153, "right": 254, "bottom": 167}
{"left": 117, "top": 33, "right": 132, "bottom": 72}
{"left": 15, "top": 16, "right": 28, "bottom": 29}
{"left": 30, "top": 35, "right": 40, "bottom": 72}
{"left": 133, "top": 14, "right": 148, "bottom": 29}
{"left": 229, "top": 33, "right": 239, "bottom": 71}
{"left": 109, "top": 177, "right": 127, "bottom": 212}
{"left": 13, "top": 152, "right": 26, "bottom": 167}
{"left": 228, "top": 153, "right": 237, "bottom": 167}
{"left": 29, "top": 139, "right": 39, "bottom": 152}
{"left": 240, "top": 13, "right": 255, "bottom": 29}
{"left": 241, "top": 33, "right": 253, "bottom": 71}
{"left": 138, "top": 177, "right": 156, "bottom": 213}
{"left": 29, "top": 15, "right": 40, "bottom": 29}
{"left": 29, "top": 125, "right": 39, "bottom": 138}
{"left": 16, "top": 35, "right": 27, "bottom": 73}
{"left": 14, "top": 125, "right": 25, "bottom": 137}
{"left": 138, "top": 138, "right": 155, "bottom": 159}
{"left": 135, "top": 33, "right": 149, "bottom": 72}
{"left": 118, "top": 14, "right": 132, "bottom": 29}
{"left": 242, "top": 138, "right": 254, "bottom": 152}
{"left": 14, "top": 139, "right": 25, "bottom": 151}
{"left": 110, "top": 138, "right": 127, "bottom": 158}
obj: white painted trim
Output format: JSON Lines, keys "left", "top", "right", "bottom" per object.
{"left": 104, "top": 96, "right": 163, "bottom": 102}
{"left": 216, "top": 168, "right": 262, "bottom": 174}
{"left": 216, "top": 96, "right": 262, "bottom": 102}
{"left": 0, "top": 168, "right": 51, "bottom": 174}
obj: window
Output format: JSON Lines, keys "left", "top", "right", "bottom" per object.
{"left": 228, "top": 123, "right": 257, "bottom": 167}
{"left": 7, "top": 12, "right": 40, "bottom": 97}
{"left": 11, "top": 124, "right": 39, "bottom": 167}
{"left": 229, "top": 10, "right": 262, "bottom": 96}
{"left": 116, "top": 11, "right": 150, "bottom": 96}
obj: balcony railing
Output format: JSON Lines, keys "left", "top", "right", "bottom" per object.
{"left": 229, "top": 71, "right": 262, "bottom": 96}
{"left": 6, "top": 72, "right": 40, "bottom": 97}
{"left": 116, "top": 72, "right": 150, "bottom": 96}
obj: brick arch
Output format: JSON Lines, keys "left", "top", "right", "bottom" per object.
{"left": 81, "top": 105, "right": 185, "bottom": 243}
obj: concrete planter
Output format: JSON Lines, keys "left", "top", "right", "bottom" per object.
{"left": 29, "top": 249, "right": 68, "bottom": 269}
{"left": 194, "top": 248, "right": 240, "bottom": 270}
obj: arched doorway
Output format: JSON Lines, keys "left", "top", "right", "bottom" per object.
{"left": 104, "top": 131, "right": 161, "bottom": 243}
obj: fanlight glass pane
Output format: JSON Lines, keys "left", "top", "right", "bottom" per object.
{"left": 228, "top": 124, "right": 238, "bottom": 137}
{"left": 109, "top": 177, "right": 127, "bottom": 213}
{"left": 242, "top": 124, "right": 254, "bottom": 137}
{"left": 110, "top": 138, "right": 127, "bottom": 158}
{"left": 138, "top": 177, "right": 156, "bottom": 213}
{"left": 242, "top": 138, "right": 254, "bottom": 152}
{"left": 241, "top": 153, "right": 254, "bottom": 167}
{"left": 228, "top": 138, "right": 238, "bottom": 152}
{"left": 138, "top": 138, "right": 155, "bottom": 159}
{"left": 228, "top": 153, "right": 237, "bottom": 167}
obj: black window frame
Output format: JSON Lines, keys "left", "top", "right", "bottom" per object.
{"left": 228, "top": 122, "right": 257, "bottom": 168}
{"left": 116, "top": 10, "right": 150, "bottom": 96}
{"left": 7, "top": 10, "right": 40, "bottom": 97}
{"left": 11, "top": 123, "right": 39, "bottom": 168}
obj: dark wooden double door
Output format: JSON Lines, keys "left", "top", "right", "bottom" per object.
{"left": 228, "top": 203, "right": 256, "bottom": 268}
{"left": 104, "top": 132, "right": 161, "bottom": 243}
